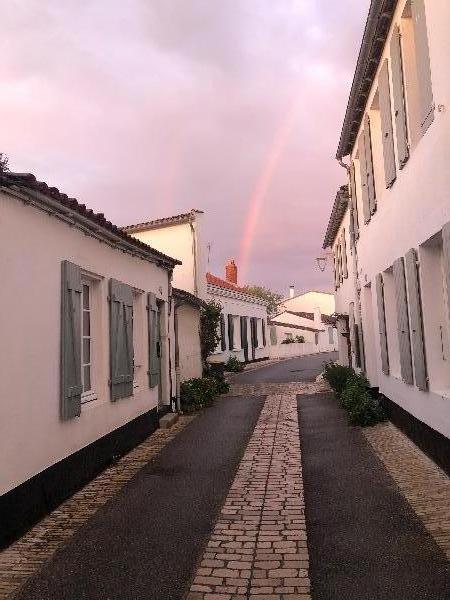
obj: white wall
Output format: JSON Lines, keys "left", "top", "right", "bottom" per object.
{"left": 280, "top": 291, "right": 335, "bottom": 315}
{"left": 207, "top": 290, "right": 269, "bottom": 363}
{"left": 346, "top": 0, "right": 450, "bottom": 438}
{"left": 0, "top": 192, "right": 172, "bottom": 495}
{"left": 176, "top": 304, "right": 202, "bottom": 381}
{"left": 131, "top": 215, "right": 207, "bottom": 299}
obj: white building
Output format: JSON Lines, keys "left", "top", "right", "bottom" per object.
{"left": 0, "top": 171, "right": 180, "bottom": 547}
{"left": 269, "top": 287, "right": 338, "bottom": 358}
{"left": 326, "top": 0, "right": 450, "bottom": 469}
{"left": 207, "top": 261, "right": 270, "bottom": 364}
{"left": 123, "top": 211, "right": 205, "bottom": 384}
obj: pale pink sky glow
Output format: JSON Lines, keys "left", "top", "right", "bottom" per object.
{"left": 1, "top": 0, "right": 370, "bottom": 294}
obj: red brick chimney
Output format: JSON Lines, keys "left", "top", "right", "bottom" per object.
{"left": 225, "top": 259, "right": 238, "bottom": 284}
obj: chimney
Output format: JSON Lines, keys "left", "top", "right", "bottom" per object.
{"left": 289, "top": 285, "right": 295, "bottom": 299}
{"left": 225, "top": 259, "right": 238, "bottom": 284}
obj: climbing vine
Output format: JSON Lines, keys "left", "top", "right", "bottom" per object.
{"left": 200, "top": 300, "right": 222, "bottom": 366}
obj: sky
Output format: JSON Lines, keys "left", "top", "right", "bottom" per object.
{"left": 1, "top": 0, "right": 370, "bottom": 296}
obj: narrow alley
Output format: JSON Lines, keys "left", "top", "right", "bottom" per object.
{"left": 1, "top": 353, "right": 448, "bottom": 600}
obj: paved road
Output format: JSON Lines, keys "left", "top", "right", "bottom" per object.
{"left": 299, "top": 393, "right": 450, "bottom": 599}
{"left": 233, "top": 351, "right": 338, "bottom": 383}
{"left": 16, "top": 396, "right": 264, "bottom": 600}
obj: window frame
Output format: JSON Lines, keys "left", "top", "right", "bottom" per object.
{"left": 80, "top": 279, "right": 96, "bottom": 405}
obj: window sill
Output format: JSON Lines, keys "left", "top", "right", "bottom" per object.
{"left": 81, "top": 391, "right": 97, "bottom": 405}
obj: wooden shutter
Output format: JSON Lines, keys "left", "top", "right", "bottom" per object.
{"left": 393, "top": 258, "right": 413, "bottom": 384}
{"left": 349, "top": 162, "right": 359, "bottom": 241}
{"left": 228, "top": 314, "right": 234, "bottom": 350}
{"left": 442, "top": 222, "right": 450, "bottom": 324}
{"left": 333, "top": 252, "right": 339, "bottom": 290}
{"left": 375, "top": 273, "right": 390, "bottom": 375}
{"left": 390, "top": 25, "right": 409, "bottom": 168}
{"left": 220, "top": 314, "right": 226, "bottom": 351}
{"left": 110, "top": 279, "right": 134, "bottom": 400}
{"left": 349, "top": 302, "right": 359, "bottom": 368}
{"left": 262, "top": 320, "right": 266, "bottom": 346}
{"left": 405, "top": 249, "right": 428, "bottom": 390}
{"left": 147, "top": 292, "right": 160, "bottom": 388}
{"left": 358, "top": 134, "right": 371, "bottom": 224}
{"left": 378, "top": 59, "right": 396, "bottom": 188}
{"left": 364, "top": 114, "right": 377, "bottom": 215}
{"left": 411, "top": 0, "right": 434, "bottom": 133}
{"left": 61, "top": 260, "right": 82, "bottom": 420}
{"left": 251, "top": 317, "right": 258, "bottom": 347}
{"left": 342, "top": 230, "right": 348, "bottom": 279}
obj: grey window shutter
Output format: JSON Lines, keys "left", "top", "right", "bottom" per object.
{"left": 364, "top": 114, "right": 376, "bottom": 215}
{"left": 349, "top": 162, "right": 359, "bottom": 241}
{"left": 411, "top": 0, "right": 434, "bottom": 133}
{"left": 390, "top": 25, "right": 410, "bottom": 168}
{"left": 220, "top": 314, "right": 227, "bottom": 351}
{"left": 262, "top": 320, "right": 266, "bottom": 346}
{"left": 442, "top": 222, "right": 450, "bottom": 324}
{"left": 375, "top": 273, "right": 390, "bottom": 375}
{"left": 61, "top": 260, "right": 82, "bottom": 420}
{"left": 393, "top": 257, "right": 413, "bottom": 384}
{"left": 378, "top": 59, "right": 396, "bottom": 188}
{"left": 405, "top": 248, "right": 428, "bottom": 390}
{"left": 342, "top": 231, "right": 348, "bottom": 279}
{"left": 333, "top": 252, "right": 339, "bottom": 290}
{"left": 349, "top": 302, "right": 359, "bottom": 368}
{"left": 228, "top": 314, "right": 234, "bottom": 350}
{"left": 358, "top": 134, "right": 371, "bottom": 224}
{"left": 147, "top": 292, "right": 160, "bottom": 388}
{"left": 110, "top": 279, "right": 134, "bottom": 400}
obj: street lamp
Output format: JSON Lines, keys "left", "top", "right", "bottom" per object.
{"left": 316, "top": 256, "right": 327, "bottom": 272}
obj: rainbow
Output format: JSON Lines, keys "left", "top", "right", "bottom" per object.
{"left": 238, "top": 98, "right": 299, "bottom": 283}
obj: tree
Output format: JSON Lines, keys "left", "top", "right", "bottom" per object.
{"left": 242, "top": 285, "right": 282, "bottom": 316}
{"left": 0, "top": 153, "right": 9, "bottom": 173}
{"left": 200, "top": 300, "right": 222, "bottom": 367}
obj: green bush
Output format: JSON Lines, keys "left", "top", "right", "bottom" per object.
{"left": 225, "top": 356, "right": 245, "bottom": 372}
{"left": 347, "top": 394, "right": 387, "bottom": 427}
{"left": 323, "top": 362, "right": 356, "bottom": 397}
{"left": 325, "top": 363, "right": 387, "bottom": 427}
{"left": 180, "top": 377, "right": 218, "bottom": 412}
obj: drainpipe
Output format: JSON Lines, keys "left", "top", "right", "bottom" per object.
{"left": 173, "top": 302, "right": 181, "bottom": 413}
{"left": 189, "top": 210, "right": 199, "bottom": 297}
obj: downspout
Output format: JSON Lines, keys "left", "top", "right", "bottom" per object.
{"left": 337, "top": 156, "right": 362, "bottom": 371}
{"left": 174, "top": 301, "right": 181, "bottom": 413}
{"left": 189, "top": 211, "right": 199, "bottom": 297}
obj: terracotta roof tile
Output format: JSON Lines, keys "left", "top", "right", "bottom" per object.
{"left": 0, "top": 172, "right": 181, "bottom": 269}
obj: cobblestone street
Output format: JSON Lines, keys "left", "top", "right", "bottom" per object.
{"left": 0, "top": 355, "right": 449, "bottom": 599}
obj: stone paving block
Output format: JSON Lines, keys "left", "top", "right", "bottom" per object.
{"left": 188, "top": 389, "right": 312, "bottom": 599}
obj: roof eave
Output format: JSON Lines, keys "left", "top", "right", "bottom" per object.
{"left": 322, "top": 185, "right": 349, "bottom": 249}
{"left": 336, "top": 0, "right": 398, "bottom": 159}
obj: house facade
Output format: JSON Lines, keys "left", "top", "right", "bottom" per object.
{"left": 326, "top": 0, "right": 450, "bottom": 468}
{"left": 0, "top": 171, "right": 179, "bottom": 547}
{"left": 123, "top": 211, "right": 205, "bottom": 384}
{"left": 207, "top": 261, "right": 269, "bottom": 364}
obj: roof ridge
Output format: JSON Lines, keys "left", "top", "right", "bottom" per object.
{"left": 122, "top": 209, "right": 204, "bottom": 233}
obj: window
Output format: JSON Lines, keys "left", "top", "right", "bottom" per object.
{"left": 328, "top": 327, "right": 334, "bottom": 344}
{"left": 419, "top": 234, "right": 450, "bottom": 394}
{"left": 383, "top": 268, "right": 402, "bottom": 379}
{"left": 81, "top": 281, "right": 96, "bottom": 403}
{"left": 257, "top": 319, "right": 264, "bottom": 347}
{"left": 133, "top": 291, "right": 145, "bottom": 389}
{"left": 233, "top": 315, "right": 242, "bottom": 349}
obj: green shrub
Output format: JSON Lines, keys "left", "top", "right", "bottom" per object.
{"left": 281, "top": 337, "right": 295, "bottom": 344}
{"left": 347, "top": 394, "right": 387, "bottom": 427}
{"left": 295, "top": 335, "right": 305, "bottom": 343}
{"left": 225, "top": 356, "right": 245, "bottom": 372}
{"left": 214, "top": 377, "right": 230, "bottom": 394}
{"left": 325, "top": 363, "right": 386, "bottom": 427}
{"left": 180, "top": 377, "right": 218, "bottom": 412}
{"left": 323, "top": 362, "right": 356, "bottom": 396}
